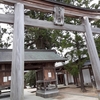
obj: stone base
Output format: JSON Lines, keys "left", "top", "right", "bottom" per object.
{"left": 36, "top": 89, "right": 59, "bottom": 98}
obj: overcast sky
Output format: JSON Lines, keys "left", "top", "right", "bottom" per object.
{"left": 91, "top": 0, "right": 99, "bottom": 4}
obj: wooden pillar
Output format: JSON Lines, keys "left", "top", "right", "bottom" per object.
{"left": 83, "top": 16, "right": 100, "bottom": 99}
{"left": 10, "top": 3, "right": 24, "bottom": 100}
{"left": 0, "top": 26, "right": 1, "bottom": 33}
{"left": 56, "top": 72, "right": 58, "bottom": 85}
{"left": 64, "top": 73, "right": 68, "bottom": 86}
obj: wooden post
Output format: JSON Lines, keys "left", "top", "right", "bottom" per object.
{"left": 56, "top": 73, "right": 58, "bottom": 85}
{"left": 10, "top": 3, "right": 24, "bottom": 100}
{"left": 0, "top": 26, "right": 1, "bottom": 33}
{"left": 64, "top": 73, "right": 68, "bottom": 86}
{"left": 83, "top": 16, "right": 100, "bottom": 99}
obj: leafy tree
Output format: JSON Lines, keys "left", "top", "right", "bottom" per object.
{"left": 0, "top": 4, "right": 13, "bottom": 49}
{"left": 24, "top": 10, "right": 65, "bottom": 50}
{"left": 0, "top": 27, "right": 12, "bottom": 48}
{"left": 63, "top": 32, "right": 87, "bottom": 92}
{"left": 61, "top": 0, "right": 95, "bottom": 91}
{"left": 24, "top": 71, "right": 36, "bottom": 87}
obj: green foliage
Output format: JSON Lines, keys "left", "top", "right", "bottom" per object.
{"left": 63, "top": 32, "right": 88, "bottom": 75}
{"left": 24, "top": 71, "right": 36, "bottom": 87}
{"left": 71, "top": 65, "right": 79, "bottom": 77}
{"left": 90, "top": 0, "right": 100, "bottom": 9}
{"left": 0, "top": 27, "right": 12, "bottom": 48}
{"left": 25, "top": 10, "right": 64, "bottom": 49}
{"left": 64, "top": 63, "right": 79, "bottom": 77}
{"left": 64, "top": 58, "right": 87, "bottom": 77}
{"left": 61, "top": 0, "right": 94, "bottom": 76}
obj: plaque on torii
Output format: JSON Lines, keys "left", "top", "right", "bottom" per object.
{"left": 54, "top": 6, "right": 64, "bottom": 25}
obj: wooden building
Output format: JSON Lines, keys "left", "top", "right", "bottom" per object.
{"left": 0, "top": 64, "right": 11, "bottom": 92}
{"left": 0, "top": 49, "right": 66, "bottom": 97}
{"left": 55, "top": 65, "right": 68, "bottom": 86}
{"left": 83, "top": 60, "right": 96, "bottom": 87}
{"left": 55, "top": 60, "right": 96, "bottom": 89}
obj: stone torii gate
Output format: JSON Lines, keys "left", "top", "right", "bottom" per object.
{"left": 0, "top": 0, "right": 100, "bottom": 100}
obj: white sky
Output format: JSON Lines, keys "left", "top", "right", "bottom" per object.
{"left": 91, "top": 0, "right": 99, "bottom": 4}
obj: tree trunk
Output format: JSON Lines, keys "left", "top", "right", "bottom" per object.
{"left": 79, "top": 66, "right": 86, "bottom": 92}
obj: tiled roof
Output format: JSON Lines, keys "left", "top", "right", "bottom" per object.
{"left": 0, "top": 49, "right": 67, "bottom": 63}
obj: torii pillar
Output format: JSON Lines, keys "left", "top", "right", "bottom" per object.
{"left": 10, "top": 3, "right": 24, "bottom": 100}
{"left": 84, "top": 16, "right": 100, "bottom": 100}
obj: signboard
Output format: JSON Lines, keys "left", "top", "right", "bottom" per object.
{"left": 3, "top": 77, "right": 7, "bottom": 82}
{"left": 54, "top": 6, "right": 64, "bottom": 25}
{"left": 8, "top": 76, "right": 11, "bottom": 81}
{"left": 48, "top": 72, "right": 52, "bottom": 78}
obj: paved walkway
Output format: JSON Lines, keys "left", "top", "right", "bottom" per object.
{"left": 0, "top": 86, "right": 99, "bottom": 100}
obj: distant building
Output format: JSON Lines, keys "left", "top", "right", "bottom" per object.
{"left": 0, "top": 49, "right": 66, "bottom": 97}
{"left": 83, "top": 60, "right": 96, "bottom": 87}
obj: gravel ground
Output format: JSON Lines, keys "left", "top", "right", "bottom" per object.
{"left": 0, "top": 85, "right": 99, "bottom": 100}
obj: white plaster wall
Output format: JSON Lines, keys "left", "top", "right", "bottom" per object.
{"left": 82, "top": 69, "right": 91, "bottom": 85}
{"left": 68, "top": 73, "right": 74, "bottom": 83}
